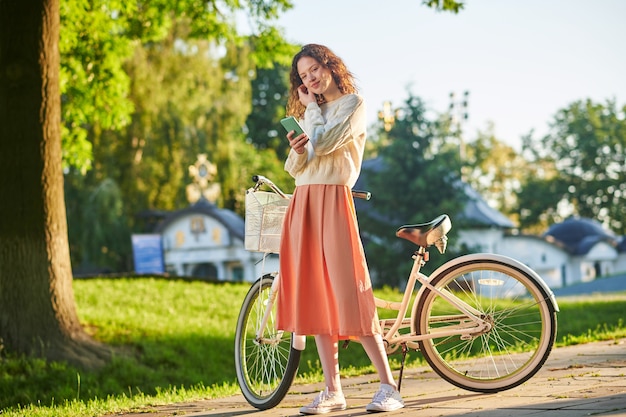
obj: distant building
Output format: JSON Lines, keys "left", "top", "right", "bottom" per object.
{"left": 454, "top": 185, "right": 624, "bottom": 289}
{"left": 152, "top": 198, "right": 277, "bottom": 281}
{"left": 132, "top": 154, "right": 278, "bottom": 282}
{"left": 446, "top": 203, "right": 625, "bottom": 289}
{"left": 496, "top": 217, "right": 623, "bottom": 289}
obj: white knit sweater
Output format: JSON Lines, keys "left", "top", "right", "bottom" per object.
{"left": 284, "top": 94, "right": 366, "bottom": 188}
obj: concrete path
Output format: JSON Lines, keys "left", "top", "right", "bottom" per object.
{"left": 119, "top": 338, "right": 626, "bottom": 417}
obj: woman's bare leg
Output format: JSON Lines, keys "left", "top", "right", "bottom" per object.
{"left": 314, "top": 334, "right": 342, "bottom": 393}
{"left": 359, "top": 334, "right": 397, "bottom": 389}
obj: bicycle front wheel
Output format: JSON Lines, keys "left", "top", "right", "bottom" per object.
{"left": 414, "top": 258, "right": 557, "bottom": 393}
{"left": 234, "top": 274, "right": 301, "bottom": 410}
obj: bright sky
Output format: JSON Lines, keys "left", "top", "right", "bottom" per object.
{"left": 276, "top": 0, "right": 626, "bottom": 150}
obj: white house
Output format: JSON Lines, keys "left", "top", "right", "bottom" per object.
{"left": 152, "top": 198, "right": 278, "bottom": 282}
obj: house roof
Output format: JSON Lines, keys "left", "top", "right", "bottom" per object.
{"left": 619, "top": 237, "right": 626, "bottom": 253}
{"left": 458, "top": 182, "right": 515, "bottom": 228}
{"left": 153, "top": 198, "right": 244, "bottom": 240}
{"left": 543, "top": 217, "right": 617, "bottom": 255}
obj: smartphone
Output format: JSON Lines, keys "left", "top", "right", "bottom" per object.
{"left": 280, "top": 116, "right": 306, "bottom": 137}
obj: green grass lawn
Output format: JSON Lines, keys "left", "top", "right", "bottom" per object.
{"left": 0, "top": 277, "right": 624, "bottom": 417}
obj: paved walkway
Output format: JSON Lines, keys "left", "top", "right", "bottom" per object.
{"left": 119, "top": 338, "right": 626, "bottom": 417}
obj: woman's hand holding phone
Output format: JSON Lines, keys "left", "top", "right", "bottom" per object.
{"left": 281, "top": 116, "right": 309, "bottom": 155}
{"left": 288, "top": 131, "right": 308, "bottom": 155}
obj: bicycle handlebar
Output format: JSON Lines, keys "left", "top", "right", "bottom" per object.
{"left": 252, "top": 175, "right": 289, "bottom": 199}
{"left": 352, "top": 190, "right": 371, "bottom": 200}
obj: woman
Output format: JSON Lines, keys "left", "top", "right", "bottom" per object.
{"left": 277, "top": 44, "right": 405, "bottom": 414}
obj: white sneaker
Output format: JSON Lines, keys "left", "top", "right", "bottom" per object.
{"left": 299, "top": 387, "right": 347, "bottom": 415}
{"left": 366, "top": 383, "right": 404, "bottom": 412}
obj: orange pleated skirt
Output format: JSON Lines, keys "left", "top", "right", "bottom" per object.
{"left": 276, "top": 184, "right": 381, "bottom": 338}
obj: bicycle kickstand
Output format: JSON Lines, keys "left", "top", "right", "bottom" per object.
{"left": 397, "top": 343, "right": 408, "bottom": 392}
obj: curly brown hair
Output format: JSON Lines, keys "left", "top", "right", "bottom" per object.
{"left": 286, "top": 44, "right": 358, "bottom": 119}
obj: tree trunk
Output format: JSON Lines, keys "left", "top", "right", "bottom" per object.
{"left": 0, "top": 0, "right": 111, "bottom": 368}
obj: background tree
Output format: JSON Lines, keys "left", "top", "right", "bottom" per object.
{"left": 359, "top": 94, "right": 468, "bottom": 287}
{"left": 58, "top": 0, "right": 295, "bottom": 172}
{"left": 462, "top": 122, "right": 529, "bottom": 226}
{"left": 518, "top": 99, "right": 626, "bottom": 234}
{"left": 65, "top": 176, "right": 130, "bottom": 273}
{"left": 246, "top": 65, "right": 293, "bottom": 155}
{"left": 241, "top": 64, "right": 298, "bottom": 198}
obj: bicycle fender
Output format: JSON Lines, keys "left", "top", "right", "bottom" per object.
{"left": 429, "top": 253, "right": 559, "bottom": 312}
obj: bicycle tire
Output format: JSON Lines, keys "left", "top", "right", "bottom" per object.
{"left": 234, "top": 274, "right": 301, "bottom": 410}
{"left": 414, "top": 257, "right": 557, "bottom": 393}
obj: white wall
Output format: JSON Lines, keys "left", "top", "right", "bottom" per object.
{"left": 457, "top": 228, "right": 503, "bottom": 253}
{"left": 499, "top": 235, "right": 568, "bottom": 289}
{"left": 615, "top": 253, "right": 626, "bottom": 275}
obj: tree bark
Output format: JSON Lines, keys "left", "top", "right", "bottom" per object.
{"left": 0, "top": 0, "right": 111, "bottom": 368}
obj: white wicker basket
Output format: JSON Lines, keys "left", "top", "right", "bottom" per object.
{"left": 244, "top": 189, "right": 290, "bottom": 253}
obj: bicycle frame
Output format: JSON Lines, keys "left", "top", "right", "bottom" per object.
{"left": 374, "top": 246, "right": 491, "bottom": 352}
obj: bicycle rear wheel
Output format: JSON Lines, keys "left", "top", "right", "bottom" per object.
{"left": 415, "top": 258, "right": 557, "bottom": 393}
{"left": 234, "top": 274, "right": 301, "bottom": 410}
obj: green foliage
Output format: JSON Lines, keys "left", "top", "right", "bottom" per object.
{"left": 359, "top": 94, "right": 468, "bottom": 286}
{"left": 422, "top": 0, "right": 465, "bottom": 13}
{"left": 60, "top": 0, "right": 135, "bottom": 173}
{"left": 59, "top": 0, "right": 296, "bottom": 172}
{"left": 519, "top": 99, "right": 626, "bottom": 234}
{"left": 60, "top": 1, "right": 300, "bottom": 272}
{"left": 462, "top": 123, "right": 529, "bottom": 226}
{"left": 64, "top": 28, "right": 295, "bottom": 271}
{"left": 120, "top": 36, "right": 255, "bottom": 212}
{"left": 241, "top": 63, "right": 298, "bottom": 198}
{"left": 246, "top": 65, "right": 293, "bottom": 156}
{"left": 65, "top": 177, "right": 131, "bottom": 273}
{"left": 248, "top": 25, "right": 300, "bottom": 68}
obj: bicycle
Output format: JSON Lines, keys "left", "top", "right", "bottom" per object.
{"left": 235, "top": 175, "right": 559, "bottom": 410}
